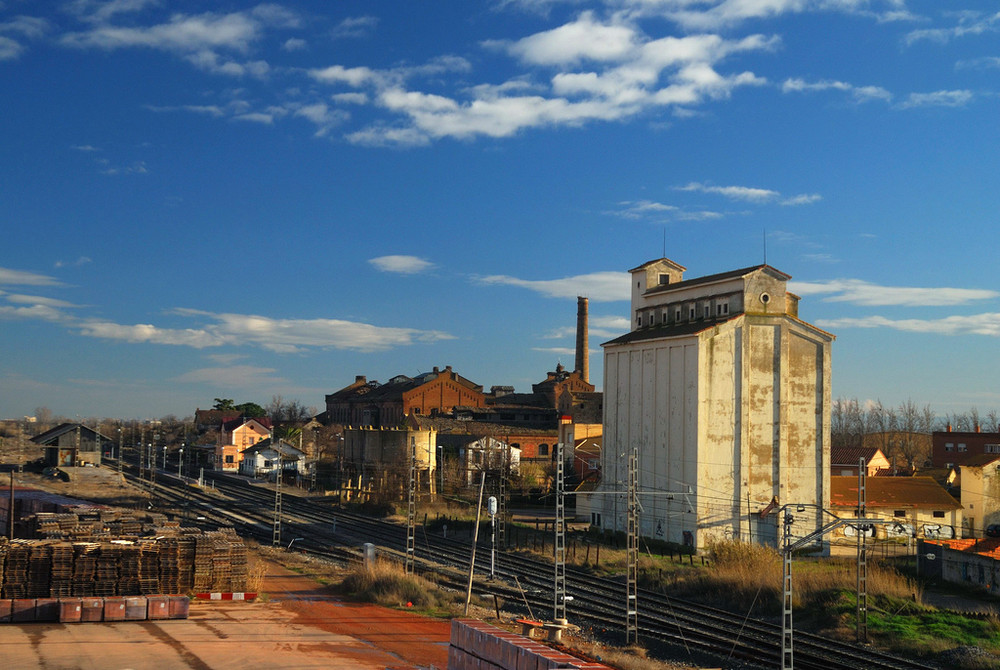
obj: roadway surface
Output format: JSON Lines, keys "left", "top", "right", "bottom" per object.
{"left": 0, "top": 561, "right": 452, "bottom": 669}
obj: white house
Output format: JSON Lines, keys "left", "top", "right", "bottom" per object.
{"left": 589, "top": 258, "right": 834, "bottom": 550}
{"left": 239, "top": 438, "right": 307, "bottom": 479}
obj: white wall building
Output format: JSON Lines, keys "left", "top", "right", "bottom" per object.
{"left": 591, "top": 258, "right": 834, "bottom": 550}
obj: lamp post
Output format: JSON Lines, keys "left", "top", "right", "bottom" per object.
{"left": 178, "top": 446, "right": 184, "bottom": 478}
{"left": 488, "top": 495, "right": 498, "bottom": 579}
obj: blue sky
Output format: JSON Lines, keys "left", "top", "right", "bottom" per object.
{"left": 2, "top": 1, "right": 1000, "bottom": 421}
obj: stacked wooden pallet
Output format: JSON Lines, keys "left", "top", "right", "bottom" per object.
{"left": 2, "top": 542, "right": 29, "bottom": 598}
{"left": 138, "top": 542, "right": 159, "bottom": 594}
{"left": 72, "top": 543, "right": 98, "bottom": 597}
{"left": 49, "top": 543, "right": 74, "bottom": 597}
{"left": 27, "top": 543, "right": 52, "bottom": 598}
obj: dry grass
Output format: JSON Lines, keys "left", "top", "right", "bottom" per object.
{"left": 561, "top": 638, "right": 700, "bottom": 670}
{"left": 337, "top": 558, "right": 479, "bottom": 614}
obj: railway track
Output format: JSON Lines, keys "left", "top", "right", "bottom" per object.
{"left": 126, "top": 463, "right": 939, "bottom": 670}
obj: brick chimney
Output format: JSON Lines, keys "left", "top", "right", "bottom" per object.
{"left": 576, "top": 296, "right": 589, "bottom": 384}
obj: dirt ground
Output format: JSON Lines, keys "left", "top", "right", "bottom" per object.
{"left": 0, "top": 560, "right": 452, "bottom": 670}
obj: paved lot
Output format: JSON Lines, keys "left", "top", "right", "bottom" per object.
{"left": 0, "top": 562, "right": 452, "bottom": 669}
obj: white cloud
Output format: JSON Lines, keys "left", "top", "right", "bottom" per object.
{"left": 781, "top": 193, "right": 822, "bottom": 206}
{"left": 0, "top": 15, "right": 51, "bottom": 39}
{"left": 789, "top": 278, "right": 999, "bottom": 307}
{"left": 0, "top": 303, "right": 69, "bottom": 322}
{"left": 904, "top": 11, "right": 1000, "bottom": 46}
{"left": 613, "top": 200, "right": 678, "bottom": 219}
{"left": 75, "top": 320, "right": 227, "bottom": 348}
{"left": 54, "top": 256, "right": 94, "bottom": 268}
{"left": 368, "top": 255, "right": 435, "bottom": 274}
{"left": 331, "top": 16, "right": 379, "bottom": 40}
{"left": 502, "top": 11, "right": 638, "bottom": 65}
{"left": 4, "top": 294, "right": 79, "bottom": 308}
{"left": 817, "top": 313, "right": 1000, "bottom": 337}
{"left": 145, "top": 104, "right": 225, "bottom": 117}
{"left": 234, "top": 112, "right": 276, "bottom": 124}
{"left": 60, "top": 11, "right": 264, "bottom": 53}
{"left": 282, "top": 37, "right": 306, "bottom": 51}
{"left": 308, "top": 64, "right": 378, "bottom": 87}
{"left": 0, "top": 35, "right": 24, "bottom": 60}
{"left": 66, "top": 0, "right": 160, "bottom": 24}
{"left": 476, "top": 271, "right": 630, "bottom": 302}
{"left": 677, "top": 181, "right": 779, "bottom": 202}
{"left": 900, "top": 90, "right": 974, "bottom": 109}
{"left": 331, "top": 92, "right": 368, "bottom": 105}
{"left": 781, "top": 77, "right": 892, "bottom": 103}
{"left": 0, "top": 267, "right": 62, "bottom": 286}
{"left": 188, "top": 310, "right": 454, "bottom": 353}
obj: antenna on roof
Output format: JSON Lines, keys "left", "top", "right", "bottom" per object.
{"left": 663, "top": 227, "right": 666, "bottom": 258}
{"left": 762, "top": 228, "right": 767, "bottom": 265}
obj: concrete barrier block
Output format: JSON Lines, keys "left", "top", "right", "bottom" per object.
{"left": 34, "top": 598, "right": 59, "bottom": 622}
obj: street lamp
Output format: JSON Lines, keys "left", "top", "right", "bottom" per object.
{"left": 178, "top": 446, "right": 184, "bottom": 478}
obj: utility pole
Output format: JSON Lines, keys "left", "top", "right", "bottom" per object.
{"left": 273, "top": 433, "right": 283, "bottom": 547}
{"left": 8, "top": 471, "right": 14, "bottom": 540}
{"left": 405, "top": 437, "right": 416, "bottom": 575}
{"left": 781, "top": 509, "right": 794, "bottom": 670}
{"left": 554, "top": 441, "right": 567, "bottom": 623}
{"left": 497, "top": 442, "right": 508, "bottom": 550}
{"left": 626, "top": 445, "right": 639, "bottom": 644}
{"left": 464, "top": 470, "right": 487, "bottom": 615}
{"left": 857, "top": 458, "right": 868, "bottom": 643}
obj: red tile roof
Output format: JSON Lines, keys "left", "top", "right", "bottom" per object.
{"left": 830, "top": 476, "right": 960, "bottom": 509}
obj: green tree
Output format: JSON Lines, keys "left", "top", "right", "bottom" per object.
{"left": 213, "top": 398, "right": 236, "bottom": 411}
{"left": 234, "top": 402, "right": 266, "bottom": 418}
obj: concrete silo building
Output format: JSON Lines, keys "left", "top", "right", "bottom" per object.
{"left": 591, "top": 258, "right": 834, "bottom": 550}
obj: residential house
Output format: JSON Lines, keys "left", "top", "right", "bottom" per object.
{"left": 590, "top": 257, "right": 834, "bottom": 550}
{"left": 239, "top": 438, "right": 307, "bottom": 480}
{"left": 830, "top": 447, "right": 891, "bottom": 478}
{"left": 829, "top": 476, "right": 962, "bottom": 541}
{"left": 932, "top": 426, "right": 1000, "bottom": 469}
{"left": 216, "top": 417, "right": 271, "bottom": 471}
{"left": 31, "top": 423, "right": 110, "bottom": 468}
{"left": 957, "top": 455, "right": 1000, "bottom": 538}
{"left": 435, "top": 433, "right": 521, "bottom": 487}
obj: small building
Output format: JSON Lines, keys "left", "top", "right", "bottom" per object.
{"left": 956, "top": 455, "right": 1000, "bottom": 538}
{"left": 31, "top": 423, "right": 111, "bottom": 468}
{"left": 829, "top": 476, "right": 962, "bottom": 541}
{"left": 239, "top": 438, "right": 307, "bottom": 479}
{"left": 932, "top": 426, "right": 1000, "bottom": 469}
{"left": 216, "top": 417, "right": 271, "bottom": 471}
{"left": 830, "top": 447, "right": 891, "bottom": 478}
{"left": 436, "top": 433, "right": 521, "bottom": 486}
{"left": 920, "top": 537, "right": 1000, "bottom": 596}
